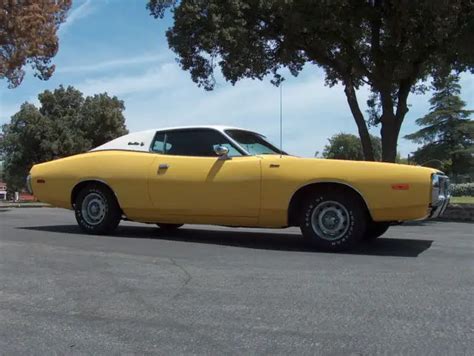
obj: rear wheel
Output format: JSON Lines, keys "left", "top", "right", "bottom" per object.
{"left": 365, "top": 221, "right": 390, "bottom": 241}
{"left": 74, "top": 184, "right": 121, "bottom": 235}
{"left": 300, "top": 189, "right": 368, "bottom": 251}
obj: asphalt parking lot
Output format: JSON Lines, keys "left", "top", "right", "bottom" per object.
{"left": 0, "top": 208, "right": 472, "bottom": 354}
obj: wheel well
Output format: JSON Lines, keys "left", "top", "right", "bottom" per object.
{"left": 71, "top": 180, "right": 117, "bottom": 208}
{"left": 287, "top": 182, "right": 371, "bottom": 226}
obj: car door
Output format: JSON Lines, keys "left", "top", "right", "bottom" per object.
{"left": 148, "top": 128, "right": 262, "bottom": 220}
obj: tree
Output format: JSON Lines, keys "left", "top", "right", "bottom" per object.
{"left": 405, "top": 74, "right": 473, "bottom": 178}
{"left": 148, "top": 0, "right": 474, "bottom": 162}
{"left": 323, "top": 133, "right": 382, "bottom": 161}
{"left": 0, "top": 86, "right": 128, "bottom": 192}
{"left": 0, "top": 0, "right": 71, "bottom": 88}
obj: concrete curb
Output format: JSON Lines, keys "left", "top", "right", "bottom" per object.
{"left": 0, "top": 203, "right": 51, "bottom": 208}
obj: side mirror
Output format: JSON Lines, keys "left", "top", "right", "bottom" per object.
{"left": 214, "top": 145, "right": 229, "bottom": 158}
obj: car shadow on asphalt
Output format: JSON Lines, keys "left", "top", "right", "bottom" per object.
{"left": 19, "top": 224, "right": 433, "bottom": 257}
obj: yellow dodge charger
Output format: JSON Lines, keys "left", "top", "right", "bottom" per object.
{"left": 28, "top": 126, "right": 450, "bottom": 251}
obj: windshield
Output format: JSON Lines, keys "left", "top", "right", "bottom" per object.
{"left": 225, "top": 129, "right": 285, "bottom": 155}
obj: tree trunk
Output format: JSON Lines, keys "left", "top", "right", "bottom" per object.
{"left": 380, "top": 113, "right": 401, "bottom": 162}
{"left": 379, "top": 81, "right": 411, "bottom": 163}
{"left": 343, "top": 83, "right": 375, "bottom": 161}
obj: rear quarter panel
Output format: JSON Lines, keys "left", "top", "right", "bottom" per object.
{"left": 30, "top": 151, "right": 156, "bottom": 212}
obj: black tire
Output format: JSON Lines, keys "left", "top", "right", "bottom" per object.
{"left": 365, "top": 221, "right": 390, "bottom": 241}
{"left": 74, "top": 183, "right": 121, "bottom": 235}
{"left": 157, "top": 223, "right": 183, "bottom": 232}
{"left": 300, "top": 189, "right": 368, "bottom": 251}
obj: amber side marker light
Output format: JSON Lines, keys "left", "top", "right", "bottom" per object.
{"left": 391, "top": 183, "right": 410, "bottom": 190}
{"left": 37, "top": 179, "right": 46, "bottom": 184}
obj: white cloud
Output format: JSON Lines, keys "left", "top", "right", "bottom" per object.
{"left": 73, "top": 62, "right": 371, "bottom": 157}
{"left": 57, "top": 53, "right": 168, "bottom": 74}
{"left": 74, "top": 62, "right": 180, "bottom": 97}
{"left": 93, "top": 62, "right": 468, "bottom": 158}
{"left": 58, "top": 0, "right": 96, "bottom": 35}
{"left": 7, "top": 55, "right": 472, "bottom": 158}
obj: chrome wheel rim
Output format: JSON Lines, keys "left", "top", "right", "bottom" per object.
{"left": 311, "top": 200, "right": 350, "bottom": 241}
{"left": 81, "top": 193, "right": 106, "bottom": 226}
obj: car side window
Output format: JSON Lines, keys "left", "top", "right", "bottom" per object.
{"left": 151, "top": 133, "right": 166, "bottom": 153}
{"left": 151, "top": 129, "right": 243, "bottom": 157}
{"left": 151, "top": 132, "right": 173, "bottom": 153}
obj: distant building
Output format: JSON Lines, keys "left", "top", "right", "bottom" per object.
{"left": 0, "top": 161, "right": 6, "bottom": 200}
{"left": 0, "top": 182, "right": 7, "bottom": 200}
{"left": 19, "top": 192, "right": 36, "bottom": 202}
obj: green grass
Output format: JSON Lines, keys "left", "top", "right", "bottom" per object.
{"left": 450, "top": 196, "right": 474, "bottom": 204}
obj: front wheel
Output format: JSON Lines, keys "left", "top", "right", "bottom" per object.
{"left": 300, "top": 190, "right": 368, "bottom": 251}
{"left": 74, "top": 184, "right": 121, "bottom": 235}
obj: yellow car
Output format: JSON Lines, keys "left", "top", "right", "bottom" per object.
{"left": 28, "top": 126, "right": 450, "bottom": 251}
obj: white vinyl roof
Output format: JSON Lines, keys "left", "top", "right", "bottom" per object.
{"left": 91, "top": 125, "right": 260, "bottom": 153}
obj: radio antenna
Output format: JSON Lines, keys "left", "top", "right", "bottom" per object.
{"left": 279, "top": 83, "right": 283, "bottom": 158}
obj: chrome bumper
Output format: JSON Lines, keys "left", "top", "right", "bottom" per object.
{"left": 428, "top": 174, "right": 450, "bottom": 219}
{"left": 429, "top": 195, "right": 450, "bottom": 218}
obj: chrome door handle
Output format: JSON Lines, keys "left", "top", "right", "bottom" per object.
{"left": 159, "top": 164, "right": 169, "bottom": 170}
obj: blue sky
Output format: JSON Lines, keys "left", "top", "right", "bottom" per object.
{"left": 0, "top": 0, "right": 472, "bottom": 157}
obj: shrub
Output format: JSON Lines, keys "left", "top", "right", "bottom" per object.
{"left": 450, "top": 183, "right": 474, "bottom": 197}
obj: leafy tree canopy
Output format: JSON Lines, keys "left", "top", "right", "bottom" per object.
{"left": 0, "top": 0, "right": 71, "bottom": 88}
{"left": 405, "top": 74, "right": 473, "bottom": 177}
{"left": 0, "top": 86, "right": 128, "bottom": 191}
{"left": 323, "top": 132, "right": 382, "bottom": 161}
{"left": 148, "top": 0, "right": 474, "bottom": 162}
